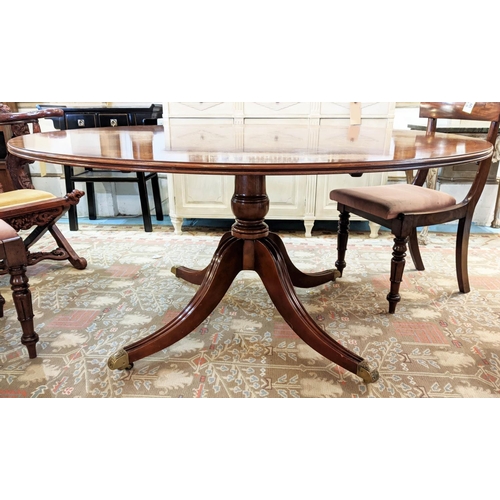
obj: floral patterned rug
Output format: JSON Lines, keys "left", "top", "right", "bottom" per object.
{"left": 1, "top": 223, "right": 500, "bottom": 398}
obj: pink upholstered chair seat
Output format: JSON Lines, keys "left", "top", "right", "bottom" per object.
{"left": 330, "top": 183, "right": 457, "bottom": 219}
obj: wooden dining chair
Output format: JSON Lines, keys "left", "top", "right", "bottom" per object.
{"left": 0, "top": 104, "right": 88, "bottom": 358}
{"left": 330, "top": 102, "right": 500, "bottom": 313}
{"left": 0, "top": 219, "right": 38, "bottom": 359}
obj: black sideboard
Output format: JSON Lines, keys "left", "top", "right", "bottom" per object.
{"left": 37, "top": 104, "right": 164, "bottom": 232}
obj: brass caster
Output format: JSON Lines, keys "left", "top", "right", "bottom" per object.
{"left": 108, "top": 348, "right": 131, "bottom": 370}
{"left": 357, "top": 361, "right": 379, "bottom": 384}
{"left": 170, "top": 266, "right": 178, "bottom": 276}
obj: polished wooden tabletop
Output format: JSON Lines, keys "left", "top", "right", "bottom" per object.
{"left": 7, "top": 123, "right": 493, "bottom": 175}
{"left": 7, "top": 122, "right": 495, "bottom": 383}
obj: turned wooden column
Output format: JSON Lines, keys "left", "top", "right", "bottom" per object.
{"left": 231, "top": 175, "right": 270, "bottom": 240}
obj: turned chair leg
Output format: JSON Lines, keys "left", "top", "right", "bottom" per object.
{"left": 336, "top": 210, "right": 350, "bottom": 276}
{"left": 2, "top": 236, "right": 39, "bottom": 358}
{"left": 10, "top": 263, "right": 39, "bottom": 359}
{"left": 387, "top": 235, "right": 408, "bottom": 314}
{"left": 0, "top": 292, "right": 4, "bottom": 317}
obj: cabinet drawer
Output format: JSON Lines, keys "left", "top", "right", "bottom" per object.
{"left": 318, "top": 122, "right": 393, "bottom": 155}
{"left": 244, "top": 102, "right": 311, "bottom": 117}
{"left": 98, "top": 113, "right": 130, "bottom": 127}
{"left": 320, "top": 102, "right": 395, "bottom": 118}
{"left": 243, "top": 122, "right": 310, "bottom": 151}
{"left": 167, "top": 102, "right": 236, "bottom": 117}
{"left": 166, "top": 120, "right": 236, "bottom": 150}
{"left": 65, "top": 113, "right": 96, "bottom": 129}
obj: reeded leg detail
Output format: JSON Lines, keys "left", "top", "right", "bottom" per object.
{"left": 387, "top": 236, "right": 408, "bottom": 314}
{"left": 173, "top": 232, "right": 233, "bottom": 285}
{"left": 267, "top": 233, "right": 339, "bottom": 288}
{"left": 255, "top": 237, "right": 378, "bottom": 383}
{"left": 108, "top": 236, "right": 244, "bottom": 368}
{"left": 109, "top": 175, "right": 378, "bottom": 384}
{"left": 336, "top": 211, "right": 350, "bottom": 277}
{"left": 10, "top": 266, "right": 39, "bottom": 359}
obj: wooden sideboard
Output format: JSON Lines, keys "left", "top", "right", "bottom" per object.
{"left": 163, "top": 102, "right": 396, "bottom": 236}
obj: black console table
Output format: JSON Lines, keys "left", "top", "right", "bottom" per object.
{"left": 37, "top": 104, "right": 164, "bottom": 232}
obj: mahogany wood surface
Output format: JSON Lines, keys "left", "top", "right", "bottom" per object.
{"left": 8, "top": 124, "right": 492, "bottom": 175}
{"left": 7, "top": 123, "right": 494, "bottom": 383}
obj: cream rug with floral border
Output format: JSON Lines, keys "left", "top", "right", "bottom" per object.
{"left": 1, "top": 224, "right": 499, "bottom": 398}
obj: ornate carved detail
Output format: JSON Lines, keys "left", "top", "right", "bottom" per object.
{"left": 6, "top": 208, "right": 64, "bottom": 231}
{"left": 26, "top": 248, "right": 69, "bottom": 266}
{"left": 1, "top": 102, "right": 36, "bottom": 190}
{"left": 6, "top": 153, "right": 34, "bottom": 189}
{"left": 65, "top": 189, "right": 85, "bottom": 205}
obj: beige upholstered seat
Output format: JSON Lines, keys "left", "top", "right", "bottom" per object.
{"left": 331, "top": 183, "right": 457, "bottom": 220}
{"left": 330, "top": 102, "right": 500, "bottom": 313}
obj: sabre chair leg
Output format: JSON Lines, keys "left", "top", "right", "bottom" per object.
{"left": 408, "top": 228, "right": 425, "bottom": 271}
{"left": 456, "top": 216, "right": 472, "bottom": 293}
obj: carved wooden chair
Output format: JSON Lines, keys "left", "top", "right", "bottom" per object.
{"left": 0, "top": 104, "right": 88, "bottom": 357}
{"left": 0, "top": 219, "right": 38, "bottom": 358}
{"left": 330, "top": 102, "right": 500, "bottom": 313}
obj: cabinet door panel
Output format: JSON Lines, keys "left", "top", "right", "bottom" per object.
{"left": 171, "top": 174, "right": 233, "bottom": 217}
{"left": 267, "top": 175, "right": 308, "bottom": 217}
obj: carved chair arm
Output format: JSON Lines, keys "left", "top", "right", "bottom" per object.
{"left": 0, "top": 108, "right": 64, "bottom": 126}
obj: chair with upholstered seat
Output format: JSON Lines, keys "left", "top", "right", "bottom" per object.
{"left": 0, "top": 219, "right": 38, "bottom": 358}
{"left": 0, "top": 104, "right": 88, "bottom": 357}
{"left": 330, "top": 102, "right": 500, "bottom": 313}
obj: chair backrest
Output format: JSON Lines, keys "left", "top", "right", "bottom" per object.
{"left": 0, "top": 104, "right": 64, "bottom": 192}
{"left": 419, "top": 102, "right": 500, "bottom": 145}
{"left": 412, "top": 102, "right": 500, "bottom": 208}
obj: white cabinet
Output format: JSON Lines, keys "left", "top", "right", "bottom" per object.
{"left": 163, "top": 102, "right": 395, "bottom": 236}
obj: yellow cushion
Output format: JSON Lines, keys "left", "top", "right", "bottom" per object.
{"left": 0, "top": 189, "right": 57, "bottom": 209}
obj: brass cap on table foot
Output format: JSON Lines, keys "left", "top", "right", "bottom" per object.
{"left": 108, "top": 348, "right": 132, "bottom": 370}
{"left": 357, "top": 361, "right": 379, "bottom": 384}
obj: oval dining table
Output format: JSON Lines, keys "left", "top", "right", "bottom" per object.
{"left": 8, "top": 122, "right": 493, "bottom": 383}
